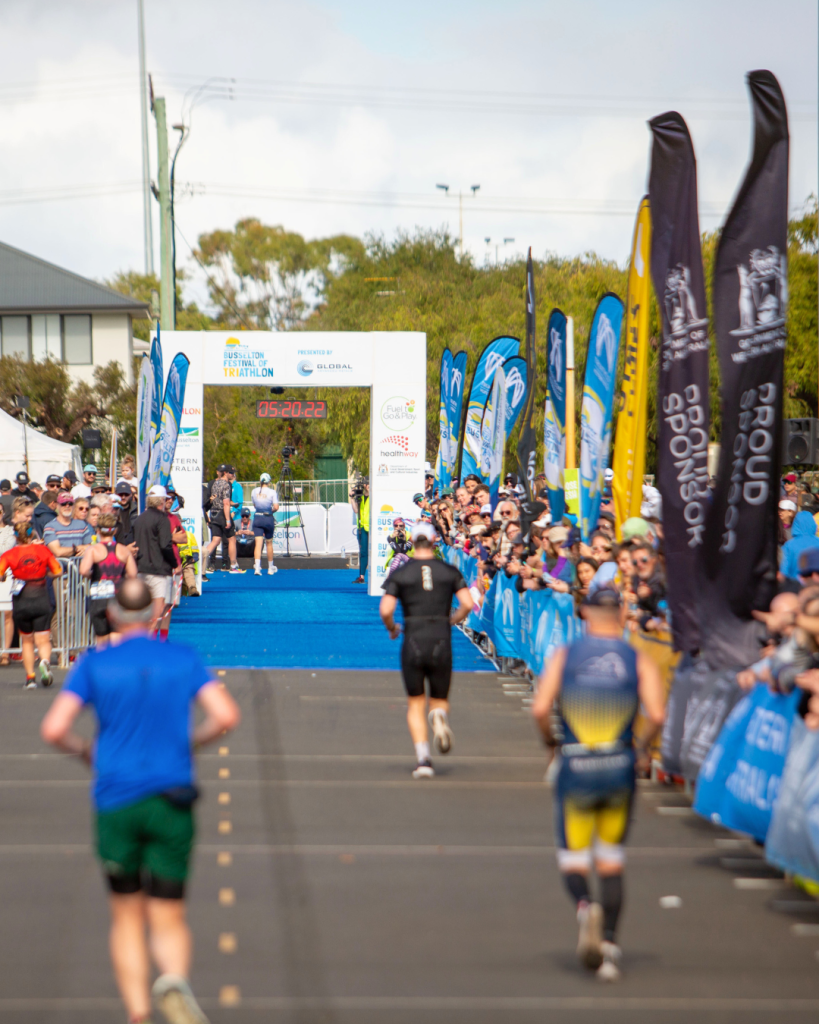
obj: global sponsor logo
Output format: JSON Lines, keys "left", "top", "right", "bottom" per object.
{"left": 380, "top": 397, "right": 416, "bottom": 433}
{"left": 315, "top": 363, "right": 353, "bottom": 372}
{"left": 297, "top": 359, "right": 314, "bottom": 377}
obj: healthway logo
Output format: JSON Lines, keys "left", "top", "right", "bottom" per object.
{"left": 297, "top": 359, "right": 314, "bottom": 376}
{"left": 380, "top": 397, "right": 416, "bottom": 433}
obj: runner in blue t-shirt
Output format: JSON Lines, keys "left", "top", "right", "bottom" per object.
{"left": 40, "top": 577, "right": 240, "bottom": 1024}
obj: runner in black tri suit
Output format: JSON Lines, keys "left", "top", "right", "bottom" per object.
{"left": 380, "top": 522, "right": 473, "bottom": 778}
{"left": 532, "top": 587, "right": 665, "bottom": 981}
{"left": 79, "top": 513, "right": 137, "bottom": 645}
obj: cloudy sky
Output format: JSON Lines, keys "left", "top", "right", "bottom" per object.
{"left": 0, "top": 0, "right": 815, "bottom": 307}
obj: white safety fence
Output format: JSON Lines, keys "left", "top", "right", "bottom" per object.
{"left": 0, "top": 558, "right": 94, "bottom": 667}
{"left": 236, "top": 502, "right": 359, "bottom": 556}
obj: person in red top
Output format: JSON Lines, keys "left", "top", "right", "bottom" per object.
{"left": 0, "top": 522, "right": 63, "bottom": 688}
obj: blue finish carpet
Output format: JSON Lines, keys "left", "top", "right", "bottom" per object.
{"left": 169, "top": 569, "right": 493, "bottom": 671}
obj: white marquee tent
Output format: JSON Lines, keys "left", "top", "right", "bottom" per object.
{"left": 0, "top": 408, "right": 81, "bottom": 485}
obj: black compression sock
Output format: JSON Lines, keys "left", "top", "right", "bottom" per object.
{"left": 600, "top": 874, "right": 623, "bottom": 942}
{"left": 564, "top": 872, "right": 590, "bottom": 905}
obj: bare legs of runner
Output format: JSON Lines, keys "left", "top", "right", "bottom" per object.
{"left": 21, "top": 630, "right": 52, "bottom": 682}
{"left": 109, "top": 894, "right": 192, "bottom": 1020}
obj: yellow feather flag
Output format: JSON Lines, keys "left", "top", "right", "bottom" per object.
{"left": 612, "top": 196, "right": 651, "bottom": 537}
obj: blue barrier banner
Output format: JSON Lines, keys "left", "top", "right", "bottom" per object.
{"left": 492, "top": 572, "right": 520, "bottom": 658}
{"left": 766, "top": 717, "right": 819, "bottom": 884}
{"left": 694, "top": 684, "right": 800, "bottom": 842}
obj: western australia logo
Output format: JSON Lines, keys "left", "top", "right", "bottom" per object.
{"left": 223, "top": 337, "right": 273, "bottom": 379}
{"left": 380, "top": 397, "right": 416, "bottom": 433}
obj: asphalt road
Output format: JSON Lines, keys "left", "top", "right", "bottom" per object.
{"left": 0, "top": 662, "right": 818, "bottom": 1023}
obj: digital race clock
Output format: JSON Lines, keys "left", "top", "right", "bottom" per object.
{"left": 255, "top": 399, "right": 327, "bottom": 419}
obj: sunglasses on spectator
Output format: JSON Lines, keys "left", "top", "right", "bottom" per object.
{"left": 500, "top": 510, "right": 514, "bottom": 517}
{"left": 634, "top": 555, "right": 653, "bottom": 566}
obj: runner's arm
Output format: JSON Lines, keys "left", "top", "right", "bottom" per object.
{"left": 531, "top": 646, "right": 567, "bottom": 740}
{"left": 192, "top": 680, "right": 241, "bottom": 748}
{"left": 379, "top": 594, "right": 401, "bottom": 639}
{"left": 40, "top": 692, "right": 91, "bottom": 762}
{"left": 77, "top": 545, "right": 98, "bottom": 577}
{"left": 635, "top": 650, "right": 666, "bottom": 754}
{"left": 450, "top": 586, "right": 474, "bottom": 626}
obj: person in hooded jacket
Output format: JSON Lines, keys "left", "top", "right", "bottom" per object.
{"left": 781, "top": 510, "right": 819, "bottom": 582}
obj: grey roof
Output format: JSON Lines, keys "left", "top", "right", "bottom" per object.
{"left": 0, "top": 241, "right": 150, "bottom": 317}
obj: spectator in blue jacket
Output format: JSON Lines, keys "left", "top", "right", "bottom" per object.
{"left": 781, "top": 510, "right": 819, "bottom": 581}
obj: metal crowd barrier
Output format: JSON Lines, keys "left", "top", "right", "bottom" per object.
{"left": 0, "top": 557, "right": 94, "bottom": 668}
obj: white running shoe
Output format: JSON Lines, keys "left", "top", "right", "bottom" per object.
{"left": 152, "top": 973, "right": 210, "bottom": 1024}
{"left": 429, "top": 709, "right": 453, "bottom": 754}
{"left": 577, "top": 902, "right": 604, "bottom": 970}
{"left": 597, "top": 941, "right": 622, "bottom": 982}
{"left": 412, "top": 759, "right": 435, "bottom": 779}
{"left": 268, "top": 564, "right": 277, "bottom": 575}
{"left": 38, "top": 659, "right": 53, "bottom": 687}
{"left": 254, "top": 566, "right": 262, "bottom": 576}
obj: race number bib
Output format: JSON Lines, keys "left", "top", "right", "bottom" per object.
{"left": 89, "top": 580, "right": 116, "bottom": 600}
{"left": 10, "top": 579, "right": 25, "bottom": 596}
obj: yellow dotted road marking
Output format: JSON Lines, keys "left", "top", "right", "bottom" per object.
{"left": 218, "top": 820, "right": 232, "bottom": 834}
{"left": 219, "top": 747, "right": 229, "bottom": 756}
{"left": 218, "top": 768, "right": 230, "bottom": 779}
{"left": 219, "top": 888, "right": 235, "bottom": 906}
{"left": 219, "top": 932, "right": 237, "bottom": 953}
{"left": 218, "top": 792, "right": 231, "bottom": 805}
{"left": 219, "top": 986, "right": 241, "bottom": 1007}
{"left": 217, "top": 851, "right": 233, "bottom": 866}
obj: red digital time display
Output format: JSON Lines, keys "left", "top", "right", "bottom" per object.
{"left": 256, "top": 400, "right": 327, "bottom": 419}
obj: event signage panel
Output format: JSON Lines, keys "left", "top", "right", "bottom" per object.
{"left": 202, "top": 332, "right": 375, "bottom": 387}
{"left": 256, "top": 400, "right": 327, "bottom": 419}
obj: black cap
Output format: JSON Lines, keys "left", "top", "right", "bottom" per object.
{"left": 241, "top": 507, "right": 251, "bottom": 517}
{"left": 0, "top": 480, "right": 9, "bottom": 490}
{"left": 218, "top": 464, "right": 229, "bottom": 473}
{"left": 115, "top": 481, "right": 132, "bottom": 495}
{"left": 46, "top": 474, "right": 61, "bottom": 485}
{"left": 29, "top": 482, "right": 41, "bottom": 490}
{"left": 63, "top": 470, "right": 77, "bottom": 483}
{"left": 16, "top": 471, "right": 28, "bottom": 483}
{"left": 584, "top": 587, "right": 622, "bottom": 609}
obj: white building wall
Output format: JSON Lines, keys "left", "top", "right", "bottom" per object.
{"left": 67, "top": 313, "right": 134, "bottom": 386}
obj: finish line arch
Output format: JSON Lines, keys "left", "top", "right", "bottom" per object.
{"left": 157, "top": 331, "right": 427, "bottom": 596}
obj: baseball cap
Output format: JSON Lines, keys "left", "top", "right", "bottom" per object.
{"left": 15, "top": 471, "right": 28, "bottom": 483}
{"left": 412, "top": 492, "right": 425, "bottom": 503}
{"left": 779, "top": 499, "right": 797, "bottom": 511}
{"left": 148, "top": 484, "right": 168, "bottom": 498}
{"left": 621, "top": 516, "right": 652, "bottom": 541}
{"left": 425, "top": 471, "right": 434, "bottom": 479}
{"left": 584, "top": 587, "right": 622, "bottom": 608}
{"left": 83, "top": 463, "right": 96, "bottom": 473}
{"left": 784, "top": 473, "right": 797, "bottom": 482}
{"left": 411, "top": 521, "right": 437, "bottom": 543}
{"left": 46, "top": 474, "right": 61, "bottom": 485}
{"left": 547, "top": 525, "right": 569, "bottom": 545}
{"left": 800, "top": 548, "right": 819, "bottom": 575}
{"left": 480, "top": 503, "right": 492, "bottom": 515}
{"left": 115, "top": 481, "right": 132, "bottom": 495}
{"left": 218, "top": 464, "right": 229, "bottom": 473}
{"left": 57, "top": 492, "right": 74, "bottom": 505}
{"left": 63, "top": 470, "right": 77, "bottom": 483}
{"left": 440, "top": 486, "right": 453, "bottom": 497}
{"left": 241, "top": 507, "right": 251, "bottom": 517}
{"left": 260, "top": 472, "right": 272, "bottom": 483}
{"left": 598, "top": 510, "right": 615, "bottom": 524}
{"left": 91, "top": 482, "right": 108, "bottom": 492}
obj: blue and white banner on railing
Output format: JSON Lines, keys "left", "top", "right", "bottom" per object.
{"left": 766, "top": 716, "right": 819, "bottom": 884}
{"left": 502, "top": 355, "right": 528, "bottom": 441}
{"left": 436, "top": 348, "right": 453, "bottom": 491}
{"left": 447, "top": 351, "right": 468, "bottom": 486}
{"left": 460, "top": 336, "right": 520, "bottom": 482}
{"left": 156, "top": 353, "right": 190, "bottom": 490}
{"left": 579, "top": 294, "right": 624, "bottom": 540}
{"left": 544, "top": 308, "right": 567, "bottom": 523}
{"left": 693, "top": 684, "right": 800, "bottom": 843}
{"left": 136, "top": 354, "right": 153, "bottom": 513}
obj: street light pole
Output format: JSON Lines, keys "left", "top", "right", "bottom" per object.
{"left": 436, "top": 183, "right": 480, "bottom": 260}
{"left": 484, "top": 237, "right": 515, "bottom": 266}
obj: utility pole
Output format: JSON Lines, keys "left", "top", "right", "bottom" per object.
{"left": 153, "top": 96, "right": 174, "bottom": 330}
{"left": 436, "top": 183, "right": 480, "bottom": 260}
{"left": 137, "top": 0, "right": 153, "bottom": 275}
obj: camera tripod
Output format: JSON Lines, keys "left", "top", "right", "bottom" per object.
{"left": 277, "top": 454, "right": 310, "bottom": 557}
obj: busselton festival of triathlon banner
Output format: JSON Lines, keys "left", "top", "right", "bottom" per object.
{"left": 702, "top": 70, "right": 789, "bottom": 619}
{"left": 458, "top": 335, "right": 520, "bottom": 482}
{"left": 480, "top": 365, "right": 508, "bottom": 506}
{"left": 544, "top": 308, "right": 568, "bottom": 523}
{"left": 612, "top": 197, "right": 652, "bottom": 534}
{"left": 446, "top": 350, "right": 468, "bottom": 486}
{"left": 648, "top": 111, "right": 712, "bottom": 654}
{"left": 435, "top": 348, "right": 453, "bottom": 490}
{"left": 579, "top": 293, "right": 624, "bottom": 541}
{"left": 516, "top": 248, "right": 538, "bottom": 501}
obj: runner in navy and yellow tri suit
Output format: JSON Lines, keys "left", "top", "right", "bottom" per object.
{"left": 532, "top": 587, "right": 665, "bottom": 982}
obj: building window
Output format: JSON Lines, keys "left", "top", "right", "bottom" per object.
{"left": 31, "top": 314, "right": 61, "bottom": 361}
{"left": 1, "top": 316, "right": 29, "bottom": 359}
{"left": 63, "top": 314, "right": 92, "bottom": 365}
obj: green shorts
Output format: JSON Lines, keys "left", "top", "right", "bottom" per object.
{"left": 95, "top": 794, "right": 195, "bottom": 898}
